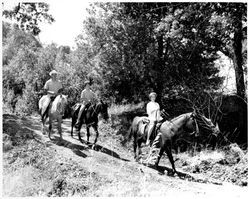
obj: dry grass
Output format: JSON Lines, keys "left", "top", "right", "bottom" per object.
{"left": 109, "top": 102, "right": 145, "bottom": 115}
{"left": 175, "top": 145, "right": 248, "bottom": 186}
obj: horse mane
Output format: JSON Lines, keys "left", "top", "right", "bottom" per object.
{"left": 51, "top": 95, "right": 67, "bottom": 113}
{"left": 53, "top": 95, "right": 62, "bottom": 104}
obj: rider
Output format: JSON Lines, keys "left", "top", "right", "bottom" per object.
{"left": 75, "top": 80, "right": 97, "bottom": 128}
{"left": 146, "top": 92, "right": 163, "bottom": 146}
{"left": 41, "top": 70, "right": 63, "bottom": 120}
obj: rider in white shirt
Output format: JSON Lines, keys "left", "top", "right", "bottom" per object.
{"left": 40, "top": 70, "right": 63, "bottom": 120}
{"left": 44, "top": 70, "right": 63, "bottom": 97}
{"left": 146, "top": 92, "right": 162, "bottom": 146}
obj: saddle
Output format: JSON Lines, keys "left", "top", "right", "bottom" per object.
{"left": 72, "top": 102, "right": 92, "bottom": 125}
{"left": 41, "top": 95, "right": 56, "bottom": 120}
{"left": 139, "top": 118, "right": 163, "bottom": 140}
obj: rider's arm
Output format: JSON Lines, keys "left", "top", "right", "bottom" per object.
{"left": 46, "top": 90, "right": 56, "bottom": 95}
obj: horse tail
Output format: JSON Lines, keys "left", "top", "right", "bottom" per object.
{"left": 125, "top": 116, "right": 138, "bottom": 141}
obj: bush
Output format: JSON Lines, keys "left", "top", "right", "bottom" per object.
{"left": 15, "top": 88, "right": 39, "bottom": 115}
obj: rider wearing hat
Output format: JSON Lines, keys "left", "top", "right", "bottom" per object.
{"left": 41, "top": 70, "right": 63, "bottom": 120}
{"left": 75, "top": 80, "right": 97, "bottom": 128}
{"left": 146, "top": 92, "right": 162, "bottom": 146}
{"left": 44, "top": 70, "right": 63, "bottom": 96}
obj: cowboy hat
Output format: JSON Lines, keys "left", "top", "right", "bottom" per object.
{"left": 84, "top": 80, "right": 91, "bottom": 86}
{"left": 49, "top": 70, "right": 58, "bottom": 76}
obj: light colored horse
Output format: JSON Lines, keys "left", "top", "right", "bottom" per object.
{"left": 39, "top": 94, "right": 68, "bottom": 139}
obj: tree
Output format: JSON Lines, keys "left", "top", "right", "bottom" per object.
{"left": 2, "top": 22, "right": 41, "bottom": 66}
{"left": 81, "top": 2, "right": 224, "bottom": 103}
{"left": 206, "top": 3, "right": 247, "bottom": 99}
{"left": 3, "top": 2, "right": 54, "bottom": 35}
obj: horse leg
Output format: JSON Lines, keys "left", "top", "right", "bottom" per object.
{"left": 165, "top": 142, "right": 177, "bottom": 174}
{"left": 77, "top": 124, "right": 83, "bottom": 143}
{"left": 48, "top": 118, "right": 52, "bottom": 140}
{"left": 41, "top": 117, "right": 46, "bottom": 135}
{"left": 93, "top": 125, "right": 99, "bottom": 145}
{"left": 137, "top": 140, "right": 143, "bottom": 162}
{"left": 57, "top": 118, "right": 62, "bottom": 139}
{"left": 71, "top": 117, "right": 75, "bottom": 137}
{"left": 155, "top": 147, "right": 164, "bottom": 166}
{"left": 86, "top": 126, "right": 91, "bottom": 145}
{"left": 133, "top": 137, "right": 138, "bottom": 160}
{"left": 133, "top": 131, "right": 139, "bottom": 160}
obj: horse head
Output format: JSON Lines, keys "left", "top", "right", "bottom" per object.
{"left": 192, "top": 109, "right": 220, "bottom": 137}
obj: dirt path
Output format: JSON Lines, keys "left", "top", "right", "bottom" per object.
{"left": 3, "top": 114, "right": 248, "bottom": 197}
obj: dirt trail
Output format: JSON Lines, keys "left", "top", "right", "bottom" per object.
{"left": 3, "top": 114, "right": 248, "bottom": 197}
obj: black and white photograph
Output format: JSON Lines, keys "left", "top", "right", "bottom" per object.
{"left": 1, "top": 0, "right": 248, "bottom": 197}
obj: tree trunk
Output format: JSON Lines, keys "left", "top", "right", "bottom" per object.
{"left": 155, "top": 35, "right": 165, "bottom": 105}
{"left": 232, "top": 9, "right": 245, "bottom": 99}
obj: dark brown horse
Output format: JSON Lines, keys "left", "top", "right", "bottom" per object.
{"left": 71, "top": 100, "right": 109, "bottom": 147}
{"left": 129, "top": 111, "right": 220, "bottom": 173}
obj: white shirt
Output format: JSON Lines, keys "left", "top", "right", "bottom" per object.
{"left": 146, "top": 101, "right": 161, "bottom": 122}
{"left": 80, "top": 89, "right": 97, "bottom": 103}
{"left": 44, "top": 79, "right": 62, "bottom": 96}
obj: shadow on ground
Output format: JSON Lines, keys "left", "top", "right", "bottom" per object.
{"left": 145, "top": 163, "right": 222, "bottom": 185}
{"left": 3, "top": 114, "right": 44, "bottom": 145}
{"left": 50, "top": 136, "right": 89, "bottom": 159}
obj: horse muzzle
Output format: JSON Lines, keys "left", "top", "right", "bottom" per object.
{"left": 211, "top": 123, "right": 220, "bottom": 137}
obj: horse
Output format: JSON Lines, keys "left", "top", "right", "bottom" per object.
{"left": 71, "top": 100, "right": 109, "bottom": 147}
{"left": 129, "top": 111, "right": 220, "bottom": 174}
{"left": 38, "top": 94, "right": 68, "bottom": 139}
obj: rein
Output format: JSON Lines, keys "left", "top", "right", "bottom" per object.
{"left": 88, "top": 103, "right": 100, "bottom": 116}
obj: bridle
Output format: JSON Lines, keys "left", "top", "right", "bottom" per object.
{"left": 190, "top": 112, "right": 200, "bottom": 137}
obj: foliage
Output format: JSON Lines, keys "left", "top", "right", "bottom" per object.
{"left": 3, "top": 2, "right": 54, "bottom": 35}
{"left": 80, "top": 2, "right": 227, "bottom": 104}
